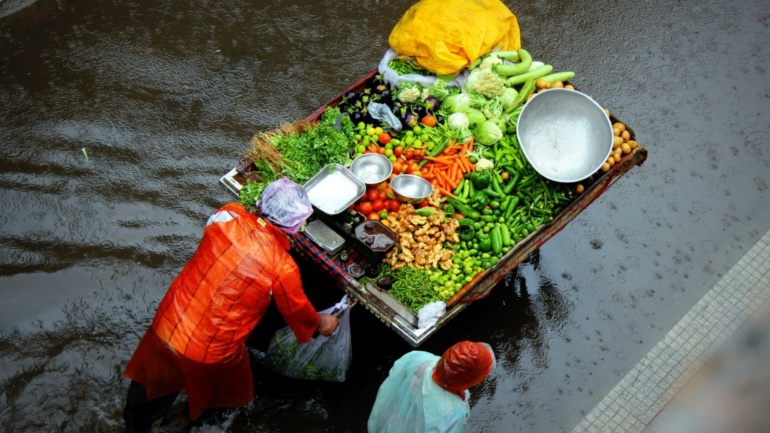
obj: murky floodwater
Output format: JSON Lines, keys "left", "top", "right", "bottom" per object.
{"left": 1, "top": 0, "right": 769, "bottom": 432}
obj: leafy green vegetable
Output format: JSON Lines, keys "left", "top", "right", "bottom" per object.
{"left": 361, "top": 264, "right": 441, "bottom": 313}
{"left": 273, "top": 107, "right": 355, "bottom": 184}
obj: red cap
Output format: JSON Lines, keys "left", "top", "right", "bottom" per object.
{"left": 432, "top": 341, "right": 494, "bottom": 396}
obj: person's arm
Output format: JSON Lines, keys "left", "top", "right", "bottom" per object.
{"left": 271, "top": 251, "right": 339, "bottom": 342}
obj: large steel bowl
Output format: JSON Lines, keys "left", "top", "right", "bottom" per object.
{"left": 350, "top": 153, "right": 393, "bottom": 186}
{"left": 516, "top": 88, "right": 613, "bottom": 183}
{"left": 390, "top": 174, "right": 433, "bottom": 204}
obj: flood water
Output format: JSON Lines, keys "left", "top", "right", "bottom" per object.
{"left": 1, "top": 0, "right": 769, "bottom": 432}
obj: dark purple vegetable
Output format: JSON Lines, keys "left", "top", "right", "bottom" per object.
{"left": 423, "top": 96, "right": 440, "bottom": 111}
{"left": 402, "top": 112, "right": 419, "bottom": 129}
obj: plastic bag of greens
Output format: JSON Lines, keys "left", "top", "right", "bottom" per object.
{"left": 378, "top": 49, "right": 467, "bottom": 89}
{"left": 265, "top": 295, "right": 353, "bottom": 382}
{"left": 256, "top": 177, "right": 313, "bottom": 234}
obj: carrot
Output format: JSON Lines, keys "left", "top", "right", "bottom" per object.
{"left": 425, "top": 156, "right": 458, "bottom": 165}
{"left": 434, "top": 169, "right": 453, "bottom": 190}
{"left": 461, "top": 156, "right": 473, "bottom": 173}
{"left": 437, "top": 186, "right": 458, "bottom": 199}
{"left": 433, "top": 168, "right": 449, "bottom": 184}
{"left": 449, "top": 162, "right": 458, "bottom": 183}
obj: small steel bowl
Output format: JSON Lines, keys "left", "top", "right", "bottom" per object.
{"left": 350, "top": 153, "right": 393, "bottom": 186}
{"left": 516, "top": 88, "right": 613, "bottom": 183}
{"left": 390, "top": 174, "right": 433, "bottom": 204}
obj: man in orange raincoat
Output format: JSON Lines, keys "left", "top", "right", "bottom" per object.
{"left": 123, "top": 178, "right": 339, "bottom": 432}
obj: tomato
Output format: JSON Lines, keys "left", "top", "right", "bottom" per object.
{"left": 404, "top": 149, "right": 415, "bottom": 160}
{"left": 406, "top": 161, "right": 420, "bottom": 174}
{"left": 419, "top": 199, "right": 430, "bottom": 208}
{"left": 387, "top": 199, "right": 401, "bottom": 212}
{"left": 377, "top": 146, "right": 386, "bottom": 155}
{"left": 371, "top": 199, "right": 385, "bottom": 212}
{"left": 393, "top": 146, "right": 404, "bottom": 158}
{"left": 367, "top": 189, "right": 379, "bottom": 202}
{"left": 378, "top": 132, "right": 391, "bottom": 145}
{"left": 420, "top": 115, "right": 437, "bottom": 127}
{"left": 378, "top": 190, "right": 388, "bottom": 201}
{"left": 357, "top": 201, "right": 373, "bottom": 215}
{"left": 388, "top": 173, "right": 398, "bottom": 181}
{"left": 392, "top": 160, "right": 402, "bottom": 174}
{"left": 367, "top": 212, "right": 381, "bottom": 221}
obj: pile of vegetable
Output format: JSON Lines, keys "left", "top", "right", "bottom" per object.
{"left": 236, "top": 46, "right": 636, "bottom": 314}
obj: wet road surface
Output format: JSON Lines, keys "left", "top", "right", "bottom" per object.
{"left": 1, "top": 0, "right": 769, "bottom": 432}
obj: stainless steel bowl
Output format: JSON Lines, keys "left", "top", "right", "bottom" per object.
{"left": 350, "top": 153, "right": 393, "bottom": 186}
{"left": 390, "top": 174, "right": 433, "bottom": 204}
{"left": 516, "top": 88, "right": 613, "bottom": 183}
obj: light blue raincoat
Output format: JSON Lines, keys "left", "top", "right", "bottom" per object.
{"left": 368, "top": 351, "right": 470, "bottom": 433}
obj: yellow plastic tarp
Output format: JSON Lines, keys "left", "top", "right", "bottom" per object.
{"left": 388, "top": 0, "right": 521, "bottom": 76}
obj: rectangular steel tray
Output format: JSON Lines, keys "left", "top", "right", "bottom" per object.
{"left": 304, "top": 163, "right": 366, "bottom": 215}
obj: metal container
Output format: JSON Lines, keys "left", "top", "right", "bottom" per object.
{"left": 303, "top": 163, "right": 366, "bottom": 215}
{"left": 303, "top": 219, "right": 345, "bottom": 255}
{"left": 516, "top": 88, "right": 614, "bottom": 183}
{"left": 350, "top": 153, "right": 392, "bottom": 186}
{"left": 390, "top": 174, "right": 433, "bottom": 204}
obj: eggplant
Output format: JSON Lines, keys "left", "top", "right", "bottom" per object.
{"left": 413, "top": 105, "right": 427, "bottom": 118}
{"left": 376, "top": 89, "right": 392, "bottom": 105}
{"left": 423, "top": 96, "right": 440, "bottom": 111}
{"left": 435, "top": 114, "right": 445, "bottom": 125}
{"left": 402, "top": 112, "right": 419, "bottom": 129}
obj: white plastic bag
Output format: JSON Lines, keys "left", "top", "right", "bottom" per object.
{"left": 378, "top": 49, "right": 467, "bottom": 89}
{"left": 417, "top": 301, "right": 446, "bottom": 329}
{"left": 265, "top": 295, "right": 352, "bottom": 382}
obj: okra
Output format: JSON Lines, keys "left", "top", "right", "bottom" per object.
{"left": 491, "top": 225, "right": 503, "bottom": 255}
{"left": 490, "top": 174, "right": 505, "bottom": 195}
{"left": 503, "top": 196, "right": 519, "bottom": 220}
{"left": 500, "top": 223, "right": 512, "bottom": 247}
{"left": 504, "top": 172, "right": 521, "bottom": 194}
{"left": 453, "top": 178, "right": 465, "bottom": 196}
{"left": 483, "top": 187, "right": 502, "bottom": 198}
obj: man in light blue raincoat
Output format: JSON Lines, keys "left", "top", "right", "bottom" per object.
{"left": 368, "top": 341, "right": 495, "bottom": 433}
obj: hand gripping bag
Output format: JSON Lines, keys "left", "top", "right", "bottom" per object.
{"left": 388, "top": 0, "right": 521, "bottom": 76}
{"left": 265, "top": 296, "right": 352, "bottom": 382}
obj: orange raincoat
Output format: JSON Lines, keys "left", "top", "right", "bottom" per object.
{"left": 124, "top": 203, "right": 320, "bottom": 419}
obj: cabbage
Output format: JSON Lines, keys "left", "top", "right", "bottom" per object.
{"left": 444, "top": 93, "right": 471, "bottom": 113}
{"left": 466, "top": 108, "right": 486, "bottom": 127}
{"left": 474, "top": 120, "right": 503, "bottom": 145}
{"left": 447, "top": 112, "right": 470, "bottom": 130}
{"left": 499, "top": 87, "right": 519, "bottom": 111}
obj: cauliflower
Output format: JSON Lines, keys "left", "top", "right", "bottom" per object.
{"left": 479, "top": 54, "right": 503, "bottom": 71}
{"left": 474, "top": 157, "right": 495, "bottom": 171}
{"left": 397, "top": 86, "right": 421, "bottom": 103}
{"left": 465, "top": 69, "right": 505, "bottom": 98}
